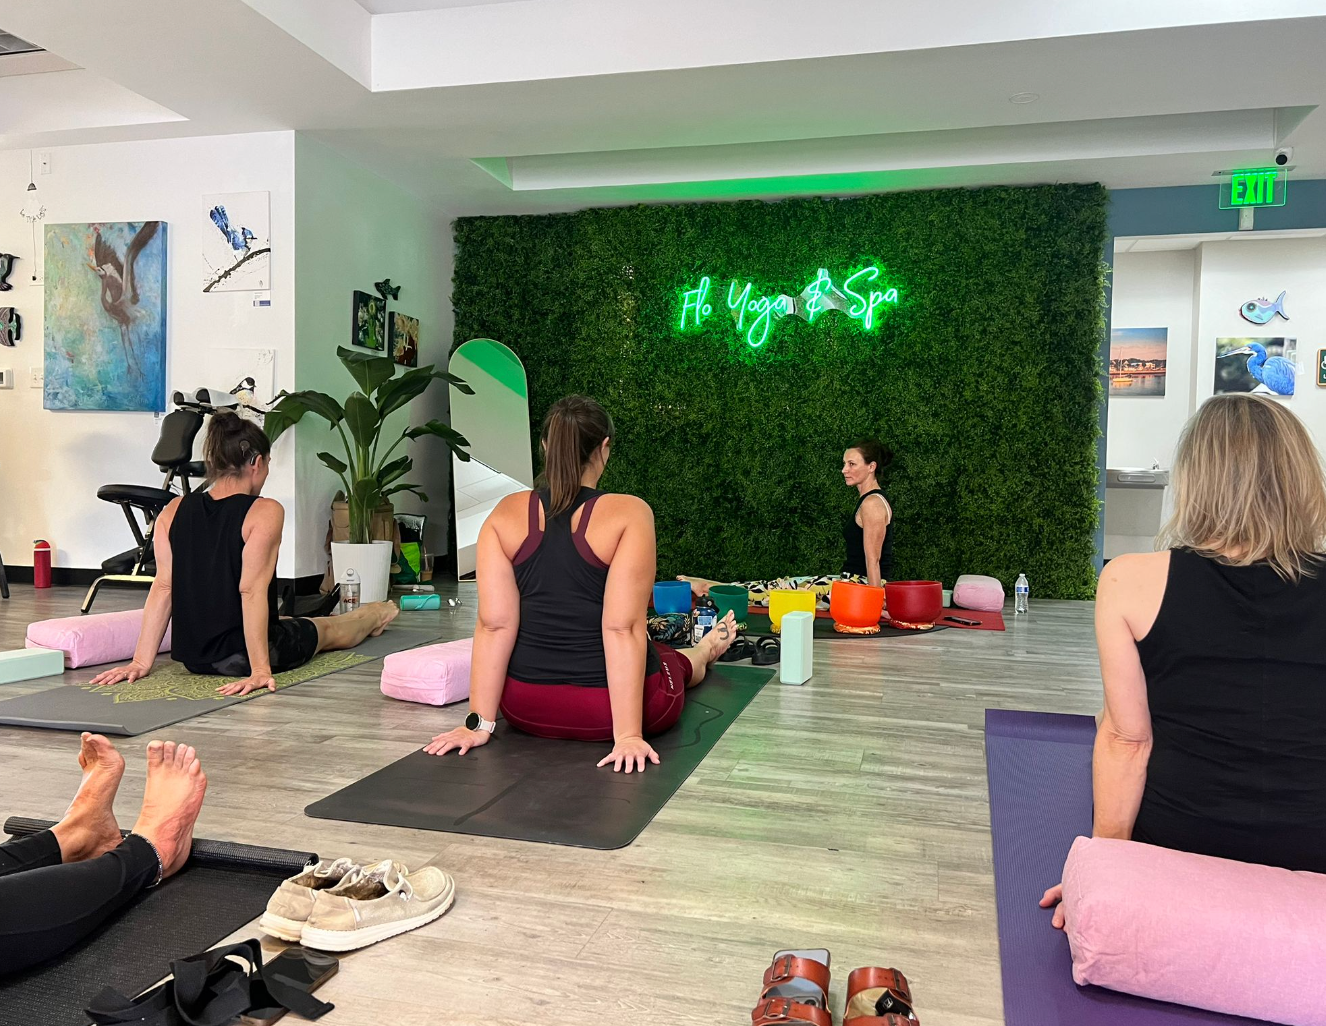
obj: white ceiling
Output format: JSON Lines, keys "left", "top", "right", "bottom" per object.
{"left": 1116, "top": 228, "right": 1326, "bottom": 252}
{"left": 6, "top": 0, "right": 1326, "bottom": 216}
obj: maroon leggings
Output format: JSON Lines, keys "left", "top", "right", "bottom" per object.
{"left": 499, "top": 642, "right": 693, "bottom": 742}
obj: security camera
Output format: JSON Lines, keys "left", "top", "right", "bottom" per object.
{"left": 1275, "top": 147, "right": 1293, "bottom": 166}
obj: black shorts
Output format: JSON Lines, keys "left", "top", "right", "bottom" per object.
{"left": 191, "top": 618, "right": 319, "bottom": 677}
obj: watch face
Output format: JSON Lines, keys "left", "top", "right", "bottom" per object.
{"left": 465, "top": 711, "right": 481, "bottom": 731}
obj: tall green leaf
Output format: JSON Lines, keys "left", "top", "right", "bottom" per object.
{"left": 263, "top": 390, "right": 345, "bottom": 442}
{"left": 376, "top": 455, "right": 411, "bottom": 487}
{"left": 344, "top": 393, "right": 380, "bottom": 451}
{"left": 374, "top": 367, "right": 438, "bottom": 421}
{"left": 317, "top": 452, "right": 348, "bottom": 474}
{"left": 405, "top": 419, "right": 471, "bottom": 460}
{"left": 338, "top": 346, "right": 396, "bottom": 396}
{"left": 383, "top": 484, "right": 428, "bottom": 502}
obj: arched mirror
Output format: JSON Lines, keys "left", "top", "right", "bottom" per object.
{"left": 449, "top": 338, "right": 534, "bottom": 579}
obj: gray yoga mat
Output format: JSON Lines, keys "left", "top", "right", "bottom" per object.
{"left": 306, "top": 663, "right": 776, "bottom": 849}
{"left": 0, "top": 624, "right": 441, "bottom": 736}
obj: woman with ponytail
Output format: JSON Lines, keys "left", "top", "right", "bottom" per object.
{"left": 425, "top": 395, "right": 737, "bottom": 772}
{"left": 93, "top": 411, "right": 399, "bottom": 695}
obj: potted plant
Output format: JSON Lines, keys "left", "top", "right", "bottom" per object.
{"left": 265, "top": 345, "right": 471, "bottom": 602}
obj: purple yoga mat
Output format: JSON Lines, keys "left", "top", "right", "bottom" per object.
{"left": 984, "top": 709, "right": 1273, "bottom": 1026}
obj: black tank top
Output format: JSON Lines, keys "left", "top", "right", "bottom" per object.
{"left": 1132, "top": 547, "right": 1326, "bottom": 872}
{"left": 842, "top": 489, "right": 894, "bottom": 578}
{"left": 506, "top": 488, "right": 656, "bottom": 687}
{"left": 169, "top": 492, "right": 277, "bottom": 669}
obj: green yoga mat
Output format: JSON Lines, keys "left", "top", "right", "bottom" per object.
{"left": 741, "top": 612, "right": 950, "bottom": 640}
{"left": 0, "top": 625, "right": 441, "bottom": 736}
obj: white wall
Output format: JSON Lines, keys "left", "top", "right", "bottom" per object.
{"left": 292, "top": 135, "right": 454, "bottom": 578}
{"left": 0, "top": 133, "right": 298, "bottom": 574}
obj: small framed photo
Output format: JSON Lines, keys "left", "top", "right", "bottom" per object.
{"left": 389, "top": 312, "right": 419, "bottom": 367}
{"left": 352, "top": 290, "right": 386, "bottom": 351}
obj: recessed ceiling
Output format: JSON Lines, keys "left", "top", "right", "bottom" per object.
{"left": 354, "top": 0, "right": 531, "bottom": 13}
{"left": 0, "top": 30, "right": 41, "bottom": 54}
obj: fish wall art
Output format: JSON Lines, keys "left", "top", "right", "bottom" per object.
{"left": 1239, "top": 291, "right": 1288, "bottom": 325}
{"left": 0, "top": 308, "right": 19, "bottom": 346}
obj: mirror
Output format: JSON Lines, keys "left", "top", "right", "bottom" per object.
{"left": 449, "top": 338, "right": 534, "bottom": 579}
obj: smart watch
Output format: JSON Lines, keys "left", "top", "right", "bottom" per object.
{"left": 465, "top": 711, "right": 496, "bottom": 734}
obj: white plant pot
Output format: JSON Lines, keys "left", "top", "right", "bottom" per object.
{"left": 331, "top": 540, "right": 393, "bottom": 605}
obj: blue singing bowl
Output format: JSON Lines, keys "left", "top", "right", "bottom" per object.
{"left": 653, "top": 580, "right": 693, "bottom": 615}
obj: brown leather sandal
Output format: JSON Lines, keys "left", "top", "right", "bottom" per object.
{"left": 751, "top": 950, "right": 832, "bottom": 1026}
{"left": 844, "top": 967, "right": 918, "bottom": 1025}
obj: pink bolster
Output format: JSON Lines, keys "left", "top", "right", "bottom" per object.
{"left": 26, "top": 608, "right": 172, "bottom": 669}
{"left": 1062, "top": 836, "right": 1326, "bottom": 1024}
{"left": 952, "top": 573, "right": 1005, "bottom": 612}
{"left": 380, "top": 638, "right": 472, "bottom": 707}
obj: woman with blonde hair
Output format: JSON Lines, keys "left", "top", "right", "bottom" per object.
{"left": 1042, "top": 394, "right": 1326, "bottom": 924}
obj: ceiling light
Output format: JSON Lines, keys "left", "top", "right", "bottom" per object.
{"left": 1009, "top": 92, "right": 1040, "bottom": 104}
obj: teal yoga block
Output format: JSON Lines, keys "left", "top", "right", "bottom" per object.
{"left": 779, "top": 611, "right": 814, "bottom": 686}
{"left": 0, "top": 648, "right": 66, "bottom": 685}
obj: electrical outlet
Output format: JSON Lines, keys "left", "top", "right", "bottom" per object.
{"left": 0, "top": 368, "right": 12, "bottom": 389}
{"left": 30, "top": 366, "right": 43, "bottom": 389}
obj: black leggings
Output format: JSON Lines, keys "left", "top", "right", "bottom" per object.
{"left": 0, "top": 830, "right": 158, "bottom": 975}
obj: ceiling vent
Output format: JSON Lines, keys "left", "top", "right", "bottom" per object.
{"left": 0, "top": 31, "right": 43, "bottom": 56}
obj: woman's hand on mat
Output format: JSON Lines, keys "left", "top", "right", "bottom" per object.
{"left": 90, "top": 661, "right": 152, "bottom": 686}
{"left": 217, "top": 673, "right": 278, "bottom": 697}
{"left": 423, "top": 726, "right": 491, "bottom": 757}
{"left": 1039, "top": 883, "right": 1066, "bottom": 930}
{"left": 597, "top": 735, "right": 660, "bottom": 773}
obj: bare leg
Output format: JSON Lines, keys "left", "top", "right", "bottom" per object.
{"left": 310, "top": 601, "right": 399, "bottom": 654}
{"left": 50, "top": 733, "right": 125, "bottom": 863}
{"left": 131, "top": 740, "right": 207, "bottom": 880}
{"left": 673, "top": 611, "right": 738, "bottom": 688}
{"left": 676, "top": 575, "right": 722, "bottom": 598}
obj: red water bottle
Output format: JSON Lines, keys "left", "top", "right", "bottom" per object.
{"left": 33, "top": 539, "right": 52, "bottom": 589}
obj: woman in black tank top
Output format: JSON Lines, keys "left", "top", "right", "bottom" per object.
{"left": 424, "top": 396, "right": 738, "bottom": 772}
{"left": 1042, "top": 394, "right": 1326, "bottom": 928}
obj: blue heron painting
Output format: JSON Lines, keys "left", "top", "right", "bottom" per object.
{"left": 1215, "top": 337, "right": 1297, "bottom": 397}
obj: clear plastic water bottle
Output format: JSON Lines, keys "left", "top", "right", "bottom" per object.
{"left": 1014, "top": 573, "right": 1029, "bottom": 615}
{"left": 342, "top": 568, "right": 361, "bottom": 613}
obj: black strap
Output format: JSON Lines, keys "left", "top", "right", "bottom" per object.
{"left": 85, "top": 938, "right": 334, "bottom": 1026}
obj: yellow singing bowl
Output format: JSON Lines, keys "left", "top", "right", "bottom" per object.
{"left": 768, "top": 589, "right": 817, "bottom": 632}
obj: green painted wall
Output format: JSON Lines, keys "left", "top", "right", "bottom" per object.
{"left": 453, "top": 185, "right": 1108, "bottom": 598}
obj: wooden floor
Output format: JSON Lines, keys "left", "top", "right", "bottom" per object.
{"left": 0, "top": 584, "right": 1103, "bottom": 1026}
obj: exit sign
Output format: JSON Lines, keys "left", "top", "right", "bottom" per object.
{"left": 1219, "top": 167, "right": 1287, "bottom": 209}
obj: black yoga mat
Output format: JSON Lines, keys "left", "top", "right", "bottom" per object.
{"left": 0, "top": 817, "right": 313, "bottom": 1026}
{"left": 0, "top": 623, "right": 441, "bottom": 736}
{"left": 306, "top": 663, "right": 776, "bottom": 849}
{"left": 984, "top": 710, "right": 1273, "bottom": 1026}
{"left": 741, "top": 612, "right": 950, "bottom": 639}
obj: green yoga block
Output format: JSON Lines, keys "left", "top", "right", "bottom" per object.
{"left": 0, "top": 648, "right": 66, "bottom": 685}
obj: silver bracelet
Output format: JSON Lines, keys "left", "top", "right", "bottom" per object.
{"left": 128, "top": 832, "right": 164, "bottom": 888}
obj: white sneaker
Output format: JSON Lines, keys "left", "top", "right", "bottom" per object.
{"left": 299, "top": 859, "right": 456, "bottom": 952}
{"left": 260, "top": 856, "right": 370, "bottom": 942}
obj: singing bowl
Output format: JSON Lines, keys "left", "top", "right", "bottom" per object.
{"left": 653, "top": 580, "right": 693, "bottom": 615}
{"left": 709, "top": 585, "right": 749, "bottom": 623}
{"left": 885, "top": 580, "right": 944, "bottom": 625}
{"left": 768, "top": 589, "right": 817, "bottom": 632}
{"left": 830, "top": 581, "right": 886, "bottom": 628}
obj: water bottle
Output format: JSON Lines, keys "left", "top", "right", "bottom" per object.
{"left": 342, "top": 568, "right": 361, "bottom": 613}
{"left": 1014, "top": 573, "right": 1029, "bottom": 615}
{"left": 691, "top": 598, "right": 717, "bottom": 644}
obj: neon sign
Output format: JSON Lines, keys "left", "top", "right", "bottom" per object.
{"left": 678, "top": 266, "right": 899, "bottom": 348}
{"left": 1218, "top": 167, "right": 1287, "bottom": 209}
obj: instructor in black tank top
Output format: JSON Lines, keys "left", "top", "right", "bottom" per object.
{"left": 92, "top": 412, "right": 398, "bottom": 696}
{"left": 1042, "top": 395, "right": 1326, "bottom": 928}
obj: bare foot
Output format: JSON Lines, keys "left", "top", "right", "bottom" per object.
{"left": 677, "top": 575, "right": 719, "bottom": 598}
{"left": 368, "top": 601, "right": 400, "bottom": 637}
{"left": 698, "top": 611, "right": 739, "bottom": 664}
{"left": 51, "top": 733, "right": 125, "bottom": 862}
{"left": 130, "top": 740, "right": 207, "bottom": 880}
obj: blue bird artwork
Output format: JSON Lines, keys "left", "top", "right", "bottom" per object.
{"left": 209, "top": 204, "right": 256, "bottom": 253}
{"left": 1219, "top": 341, "right": 1296, "bottom": 396}
{"left": 1239, "top": 291, "right": 1288, "bottom": 324}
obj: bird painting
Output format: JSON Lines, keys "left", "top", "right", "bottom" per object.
{"left": 209, "top": 204, "right": 256, "bottom": 254}
{"left": 375, "top": 278, "right": 401, "bottom": 301}
{"left": 1219, "top": 341, "right": 1296, "bottom": 396}
{"left": 88, "top": 220, "right": 161, "bottom": 378}
{"left": 0, "top": 308, "right": 19, "bottom": 346}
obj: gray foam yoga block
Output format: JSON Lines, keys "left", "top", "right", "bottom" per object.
{"left": 0, "top": 648, "right": 66, "bottom": 685}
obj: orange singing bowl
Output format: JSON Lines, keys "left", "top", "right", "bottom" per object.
{"left": 829, "top": 581, "right": 886, "bottom": 628}
{"left": 885, "top": 580, "right": 944, "bottom": 625}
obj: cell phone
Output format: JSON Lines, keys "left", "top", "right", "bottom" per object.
{"left": 943, "top": 615, "right": 981, "bottom": 626}
{"left": 239, "top": 947, "right": 339, "bottom": 1026}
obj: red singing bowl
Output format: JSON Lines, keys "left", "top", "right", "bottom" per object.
{"left": 830, "top": 581, "right": 886, "bottom": 627}
{"left": 886, "top": 580, "right": 944, "bottom": 624}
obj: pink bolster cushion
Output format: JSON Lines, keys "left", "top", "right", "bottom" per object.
{"left": 952, "top": 573, "right": 1005, "bottom": 612}
{"left": 26, "top": 608, "right": 171, "bottom": 669}
{"left": 380, "top": 638, "right": 472, "bottom": 707}
{"left": 1062, "top": 836, "right": 1326, "bottom": 1025}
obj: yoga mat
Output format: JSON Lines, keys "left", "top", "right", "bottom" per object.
{"left": 0, "top": 624, "right": 441, "bottom": 736}
{"left": 984, "top": 709, "right": 1274, "bottom": 1026}
{"left": 306, "top": 663, "right": 776, "bottom": 849}
{"left": 0, "top": 817, "right": 313, "bottom": 1026}
{"left": 741, "top": 611, "right": 951, "bottom": 640}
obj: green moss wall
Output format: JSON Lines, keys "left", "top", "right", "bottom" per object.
{"left": 453, "top": 185, "right": 1108, "bottom": 599}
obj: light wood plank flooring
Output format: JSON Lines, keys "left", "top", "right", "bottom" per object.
{"left": 0, "top": 584, "right": 1102, "bottom": 1025}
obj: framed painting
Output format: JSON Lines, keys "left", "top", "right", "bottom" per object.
{"left": 389, "top": 311, "right": 419, "bottom": 367}
{"left": 352, "top": 290, "right": 386, "bottom": 351}
{"left": 44, "top": 221, "right": 167, "bottom": 411}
